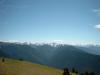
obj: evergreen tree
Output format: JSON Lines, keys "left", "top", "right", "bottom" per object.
{"left": 89, "top": 72, "right": 94, "bottom": 75}
{"left": 63, "top": 68, "right": 70, "bottom": 75}
{"left": 75, "top": 70, "right": 78, "bottom": 74}
{"left": 85, "top": 71, "right": 89, "bottom": 75}
{"left": 72, "top": 68, "right": 76, "bottom": 73}
{"left": 19, "top": 58, "right": 23, "bottom": 61}
{"left": 2, "top": 58, "right": 5, "bottom": 62}
{"left": 80, "top": 73, "right": 84, "bottom": 75}
{"left": 72, "top": 68, "right": 78, "bottom": 74}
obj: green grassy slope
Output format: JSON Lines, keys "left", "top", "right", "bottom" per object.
{"left": 0, "top": 58, "right": 77, "bottom": 75}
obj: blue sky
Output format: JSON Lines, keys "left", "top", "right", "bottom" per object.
{"left": 0, "top": 0, "right": 100, "bottom": 44}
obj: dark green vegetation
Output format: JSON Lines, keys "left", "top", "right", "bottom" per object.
{"left": 63, "top": 68, "right": 70, "bottom": 75}
{"left": 62, "top": 68, "right": 95, "bottom": 75}
{"left": 0, "top": 42, "right": 100, "bottom": 75}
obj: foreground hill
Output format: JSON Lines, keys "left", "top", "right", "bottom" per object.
{"left": 0, "top": 58, "right": 63, "bottom": 75}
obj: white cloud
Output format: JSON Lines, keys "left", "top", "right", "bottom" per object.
{"left": 93, "top": 9, "right": 100, "bottom": 12}
{"left": 95, "top": 24, "right": 100, "bottom": 29}
{"left": 93, "top": 9, "right": 100, "bottom": 29}
{"left": 93, "top": 9, "right": 100, "bottom": 16}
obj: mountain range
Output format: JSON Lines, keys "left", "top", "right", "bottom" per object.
{"left": 0, "top": 41, "right": 100, "bottom": 75}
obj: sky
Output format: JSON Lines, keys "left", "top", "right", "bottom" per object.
{"left": 0, "top": 0, "right": 100, "bottom": 44}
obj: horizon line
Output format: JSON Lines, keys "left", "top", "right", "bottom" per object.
{"left": 0, "top": 40, "right": 100, "bottom": 46}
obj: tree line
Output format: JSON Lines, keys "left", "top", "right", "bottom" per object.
{"left": 63, "top": 67, "right": 95, "bottom": 75}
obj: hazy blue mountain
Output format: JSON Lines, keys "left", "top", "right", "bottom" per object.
{"left": 0, "top": 42, "right": 45, "bottom": 64}
{"left": 76, "top": 45, "right": 100, "bottom": 55}
{"left": 0, "top": 42, "right": 100, "bottom": 75}
{"left": 49, "top": 45, "right": 100, "bottom": 75}
{"left": 0, "top": 49, "right": 9, "bottom": 57}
